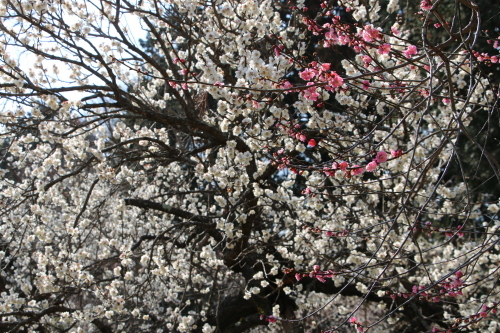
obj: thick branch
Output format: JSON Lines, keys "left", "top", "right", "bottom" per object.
{"left": 124, "top": 198, "right": 223, "bottom": 243}
{"left": 124, "top": 198, "right": 211, "bottom": 223}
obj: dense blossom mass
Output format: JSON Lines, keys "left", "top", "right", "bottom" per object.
{"left": 0, "top": 0, "right": 499, "bottom": 332}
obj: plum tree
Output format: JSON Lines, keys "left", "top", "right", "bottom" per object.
{"left": 0, "top": 0, "right": 499, "bottom": 332}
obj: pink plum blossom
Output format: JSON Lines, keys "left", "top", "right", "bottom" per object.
{"left": 420, "top": 0, "right": 433, "bottom": 11}
{"left": 366, "top": 161, "right": 378, "bottom": 172}
{"left": 326, "top": 71, "right": 344, "bottom": 88}
{"left": 403, "top": 45, "right": 418, "bottom": 58}
{"left": 360, "top": 25, "right": 381, "bottom": 42}
{"left": 299, "top": 68, "right": 317, "bottom": 81}
{"left": 351, "top": 165, "right": 364, "bottom": 176}
{"left": 391, "top": 26, "right": 401, "bottom": 35}
{"left": 378, "top": 43, "right": 391, "bottom": 55}
{"left": 391, "top": 149, "right": 403, "bottom": 158}
{"left": 375, "top": 151, "right": 388, "bottom": 163}
{"left": 281, "top": 80, "right": 294, "bottom": 90}
{"left": 303, "top": 84, "right": 320, "bottom": 101}
{"left": 320, "top": 63, "right": 331, "bottom": 71}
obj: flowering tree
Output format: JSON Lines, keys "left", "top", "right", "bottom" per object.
{"left": 0, "top": 0, "right": 499, "bottom": 332}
